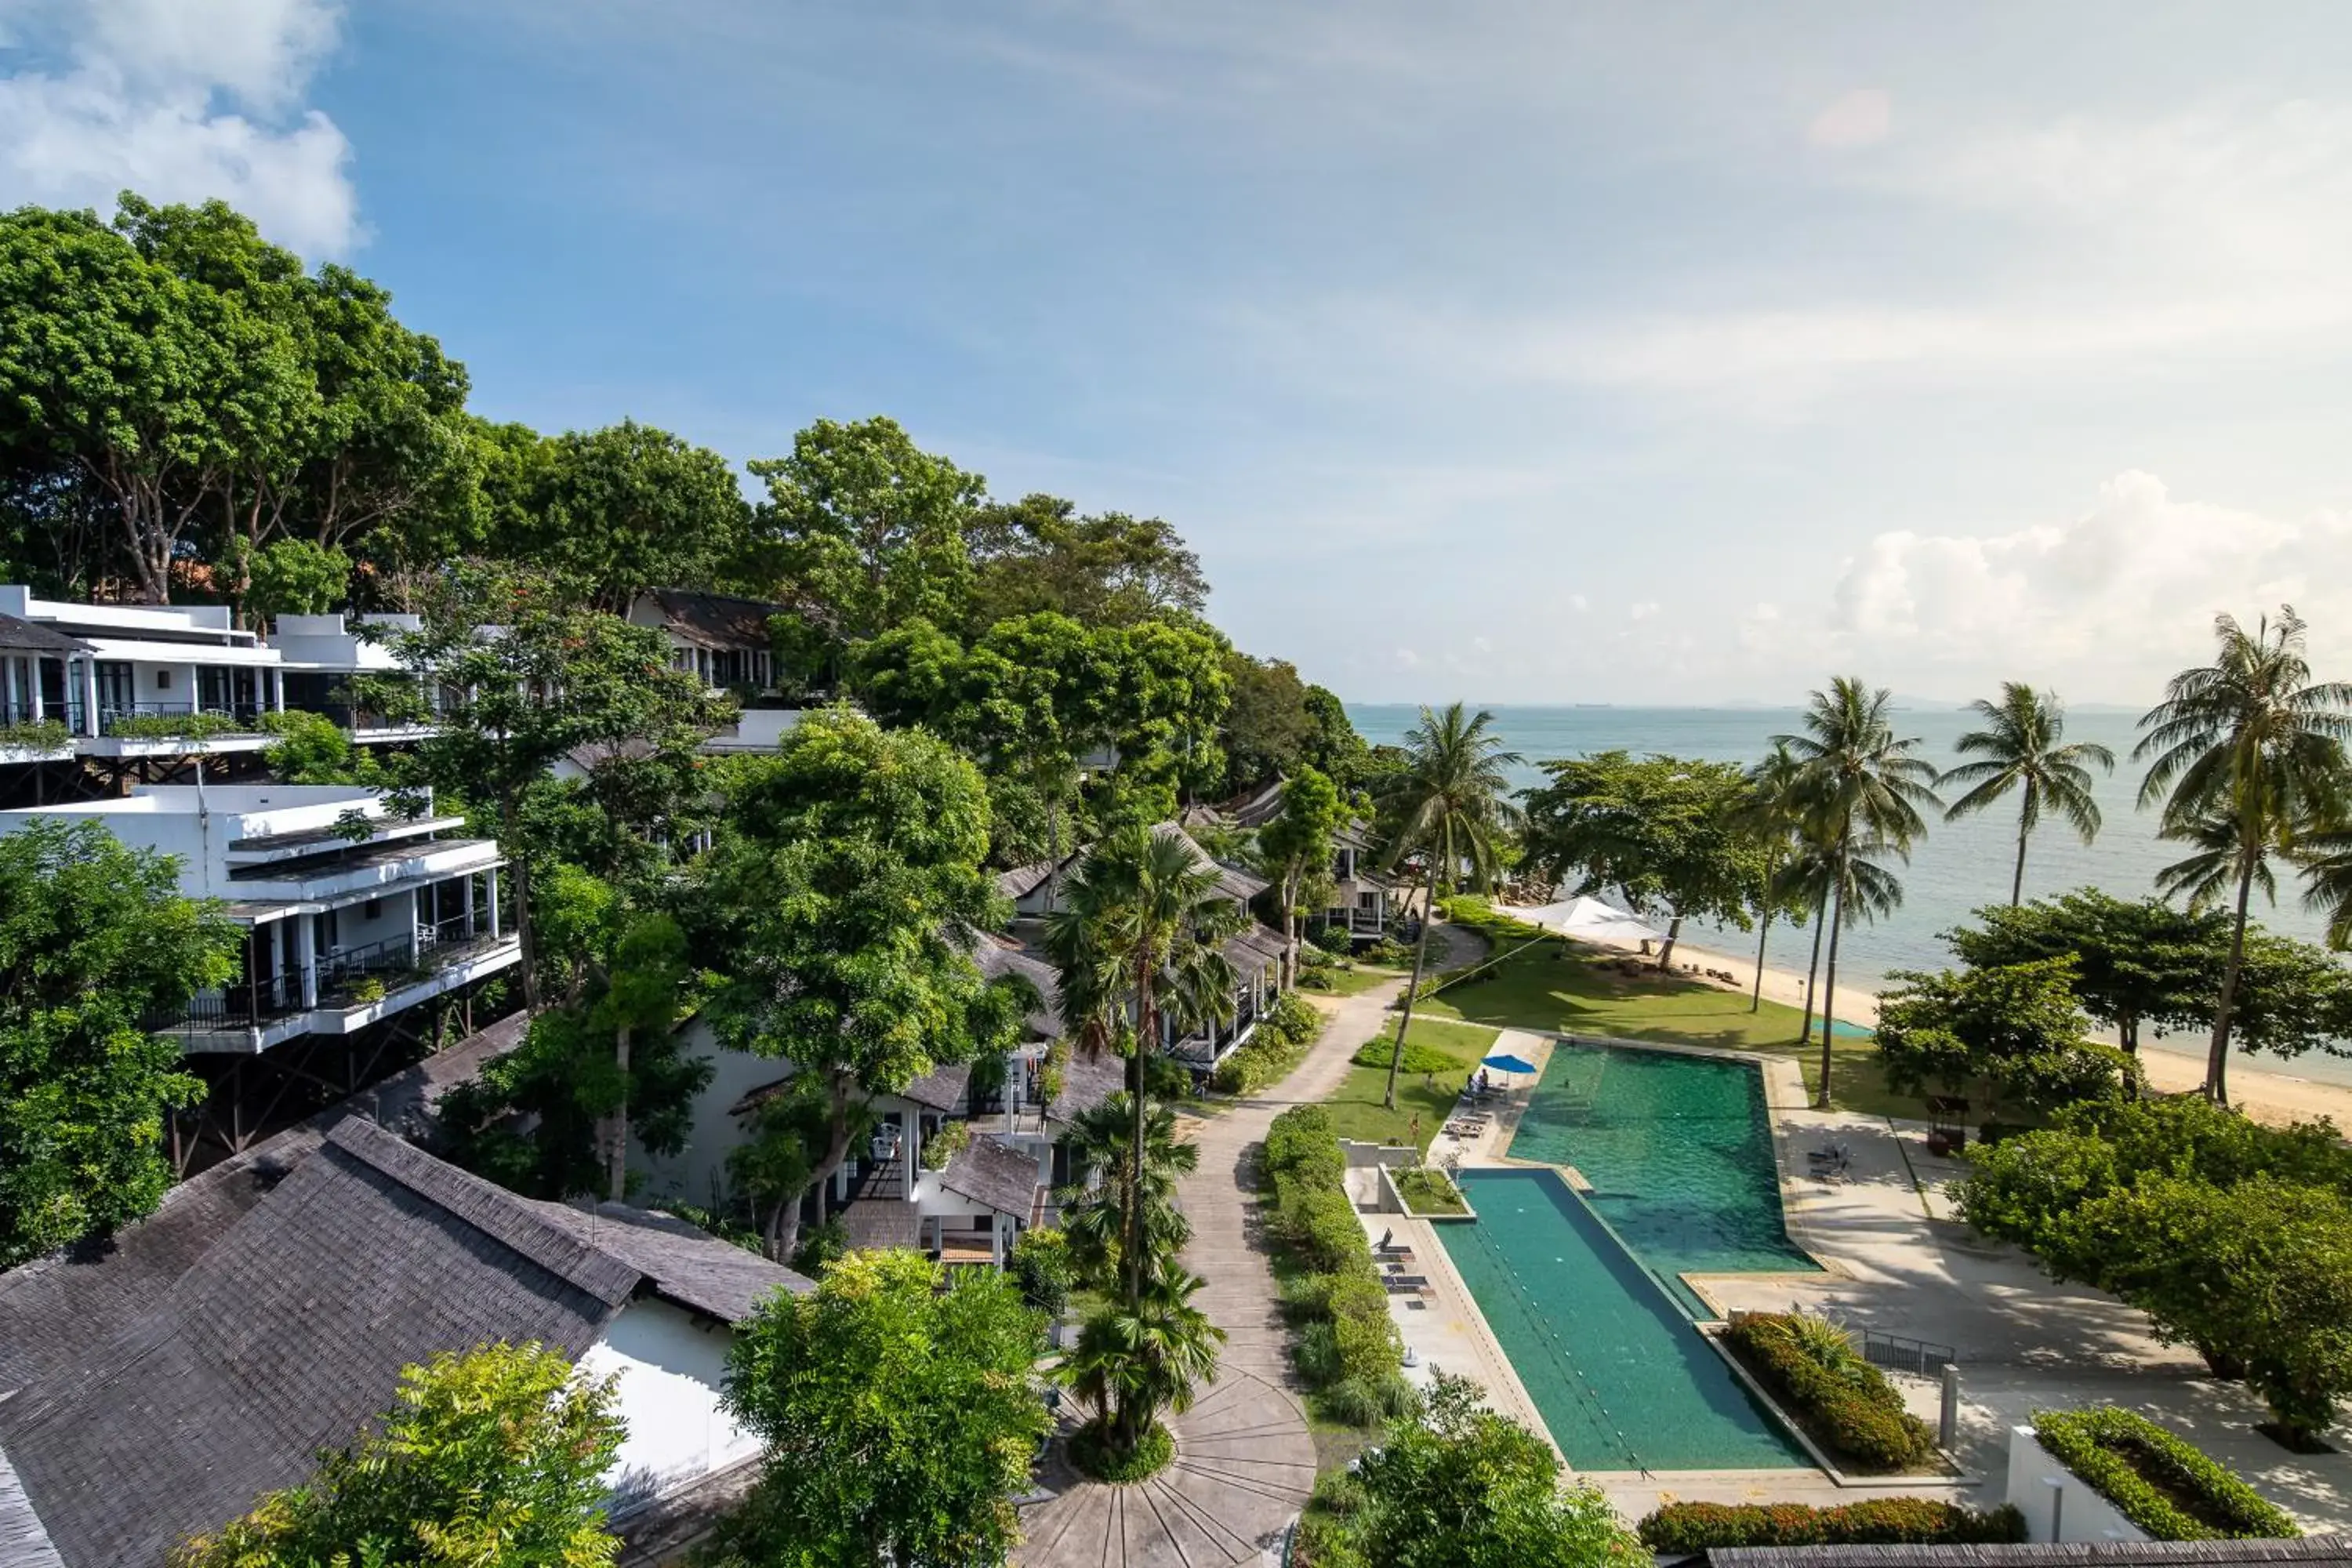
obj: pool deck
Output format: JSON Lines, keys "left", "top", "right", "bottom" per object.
{"left": 1392, "top": 1029, "right": 2352, "bottom": 1531}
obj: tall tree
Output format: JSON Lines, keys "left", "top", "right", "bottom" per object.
{"left": 1300, "top": 684, "right": 1373, "bottom": 799}
{"left": 1375, "top": 704, "right": 1523, "bottom": 1111}
{"left": 511, "top": 419, "right": 752, "bottom": 611}
{"left": 1946, "top": 891, "right": 2223, "bottom": 1057}
{"left": 1740, "top": 741, "right": 1808, "bottom": 1012}
{"left": 0, "top": 819, "right": 242, "bottom": 1267}
{"left": 713, "top": 1250, "right": 1051, "bottom": 1568}
{"left": 746, "top": 416, "right": 983, "bottom": 643}
{"left": 1940, "top": 683, "right": 2115, "bottom": 906}
{"left": 699, "top": 709, "right": 1023, "bottom": 1261}
{"left": 376, "top": 568, "right": 727, "bottom": 1010}
{"left": 1874, "top": 957, "right": 2132, "bottom": 1123}
{"left": 1062, "top": 1268, "right": 1227, "bottom": 1463}
{"left": 1054, "top": 1093, "right": 1198, "bottom": 1292}
{"left": 1774, "top": 679, "right": 1941, "bottom": 1108}
{"left": 1221, "top": 652, "right": 1316, "bottom": 790}
{"left": 2136, "top": 608, "right": 2352, "bottom": 1105}
{"left": 964, "top": 492, "right": 1208, "bottom": 630}
{"left": 1520, "top": 750, "right": 1758, "bottom": 972}
{"left": 175, "top": 1343, "right": 625, "bottom": 1568}
{"left": 1043, "top": 826, "right": 1240, "bottom": 1313}
{"left": 1258, "top": 766, "right": 1349, "bottom": 988}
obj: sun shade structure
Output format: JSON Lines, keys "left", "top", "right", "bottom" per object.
{"left": 1481, "top": 1052, "right": 1540, "bottom": 1075}
{"left": 1499, "top": 895, "right": 1668, "bottom": 945}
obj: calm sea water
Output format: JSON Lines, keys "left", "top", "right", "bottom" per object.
{"left": 1347, "top": 702, "right": 2352, "bottom": 1087}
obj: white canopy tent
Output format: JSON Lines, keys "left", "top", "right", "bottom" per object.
{"left": 1497, "top": 895, "right": 1668, "bottom": 946}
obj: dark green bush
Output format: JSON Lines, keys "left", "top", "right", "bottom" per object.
{"left": 1261, "top": 1105, "right": 1401, "bottom": 1422}
{"left": 1349, "top": 1040, "right": 1460, "bottom": 1075}
{"left": 1723, "top": 1313, "right": 1937, "bottom": 1472}
{"left": 2033, "top": 1406, "right": 2301, "bottom": 1541}
{"left": 1638, "top": 1498, "right": 2027, "bottom": 1551}
{"left": 1310, "top": 925, "right": 1355, "bottom": 955}
{"left": 1320, "top": 1374, "right": 1420, "bottom": 1427}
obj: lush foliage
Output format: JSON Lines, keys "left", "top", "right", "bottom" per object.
{"left": 175, "top": 1343, "right": 624, "bottom": 1568}
{"left": 1940, "top": 683, "right": 2115, "bottom": 906}
{"left": 1873, "top": 957, "right": 2134, "bottom": 1121}
{"left": 2031, "top": 1406, "right": 2302, "bottom": 1541}
{"left": 1065, "top": 1418, "right": 1174, "bottom": 1483}
{"left": 1207, "top": 990, "right": 1324, "bottom": 1094}
{"left": 1296, "top": 1373, "right": 1641, "bottom": 1568}
{"left": 1, "top": 818, "right": 241, "bottom": 1266}
{"left": 1062, "top": 1269, "right": 1225, "bottom": 1471}
{"left": 1261, "top": 1106, "right": 1408, "bottom": 1423}
{"left": 0, "top": 717, "right": 69, "bottom": 751}
{"left": 1394, "top": 1165, "right": 1468, "bottom": 1214}
{"left": 1637, "top": 1498, "right": 2027, "bottom": 1551}
{"left": 713, "top": 1250, "right": 1051, "bottom": 1568}
{"left": 1722, "top": 1312, "right": 1938, "bottom": 1472}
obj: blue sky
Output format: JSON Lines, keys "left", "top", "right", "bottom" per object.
{"left": 5, "top": 2, "right": 2352, "bottom": 706}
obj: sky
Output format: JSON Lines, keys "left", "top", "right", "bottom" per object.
{"left": 4, "top": 1, "right": 2350, "bottom": 708}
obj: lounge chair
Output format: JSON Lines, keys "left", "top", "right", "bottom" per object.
{"left": 1382, "top": 1275, "right": 1431, "bottom": 1293}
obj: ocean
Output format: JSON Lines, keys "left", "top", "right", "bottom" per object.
{"left": 1345, "top": 702, "right": 2352, "bottom": 1089}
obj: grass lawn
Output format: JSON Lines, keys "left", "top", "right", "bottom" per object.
{"left": 1414, "top": 938, "right": 1926, "bottom": 1120}
{"left": 1320, "top": 1014, "right": 1501, "bottom": 1152}
{"left": 1300, "top": 962, "right": 1406, "bottom": 998}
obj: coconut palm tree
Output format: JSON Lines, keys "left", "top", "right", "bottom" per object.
{"left": 2136, "top": 608, "right": 2352, "bottom": 1105}
{"left": 1774, "top": 680, "right": 1941, "bottom": 1109}
{"left": 1062, "top": 1269, "right": 1228, "bottom": 1459}
{"left": 1780, "top": 835, "right": 1904, "bottom": 1053}
{"left": 1374, "top": 703, "right": 1523, "bottom": 1111}
{"left": 1054, "top": 1093, "right": 1199, "bottom": 1293}
{"left": 1940, "top": 684, "right": 2115, "bottom": 906}
{"left": 1044, "top": 825, "right": 1240, "bottom": 1303}
{"left": 1738, "top": 741, "right": 1808, "bottom": 1013}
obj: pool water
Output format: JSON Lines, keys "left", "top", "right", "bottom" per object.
{"left": 1505, "top": 1042, "right": 1820, "bottom": 1316}
{"left": 1441, "top": 1167, "right": 1809, "bottom": 1472}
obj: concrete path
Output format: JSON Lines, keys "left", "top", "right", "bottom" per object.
{"left": 1014, "top": 931, "right": 1479, "bottom": 1567}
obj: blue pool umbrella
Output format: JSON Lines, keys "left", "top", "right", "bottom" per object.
{"left": 1481, "top": 1052, "right": 1540, "bottom": 1075}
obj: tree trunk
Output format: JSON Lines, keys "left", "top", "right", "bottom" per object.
{"left": 1799, "top": 902, "right": 1827, "bottom": 1044}
{"left": 606, "top": 1023, "right": 631, "bottom": 1203}
{"left": 1657, "top": 912, "right": 1683, "bottom": 971}
{"left": 1128, "top": 953, "right": 1156, "bottom": 1307}
{"left": 1044, "top": 790, "right": 1063, "bottom": 916}
{"left": 1817, "top": 854, "right": 1847, "bottom": 1111}
{"left": 771, "top": 1085, "right": 861, "bottom": 1265}
{"left": 1750, "top": 906, "right": 1774, "bottom": 1013}
{"left": 2208, "top": 857, "right": 2258, "bottom": 1107}
{"left": 2010, "top": 818, "right": 2029, "bottom": 907}
{"left": 506, "top": 800, "right": 540, "bottom": 1013}
{"left": 1281, "top": 869, "right": 1298, "bottom": 991}
{"left": 1384, "top": 862, "right": 1439, "bottom": 1112}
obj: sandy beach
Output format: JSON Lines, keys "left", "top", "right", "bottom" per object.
{"left": 1544, "top": 917, "right": 2352, "bottom": 1132}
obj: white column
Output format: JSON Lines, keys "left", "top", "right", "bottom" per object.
{"left": 272, "top": 667, "right": 285, "bottom": 712}
{"left": 485, "top": 867, "right": 502, "bottom": 937}
{"left": 295, "top": 916, "right": 318, "bottom": 1007}
{"left": 902, "top": 1112, "right": 920, "bottom": 1194}
{"left": 27, "top": 659, "right": 43, "bottom": 724}
{"left": 993, "top": 1210, "right": 1008, "bottom": 1267}
{"left": 406, "top": 888, "right": 422, "bottom": 965}
{"left": 463, "top": 873, "right": 477, "bottom": 939}
{"left": 2, "top": 656, "right": 17, "bottom": 721}
{"left": 186, "top": 663, "right": 201, "bottom": 715}
{"left": 79, "top": 658, "right": 99, "bottom": 736}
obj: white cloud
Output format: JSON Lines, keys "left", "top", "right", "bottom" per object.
{"left": 1808, "top": 88, "right": 1889, "bottom": 150}
{"left": 1628, "top": 600, "right": 1660, "bottom": 621}
{"left": 0, "top": 0, "right": 358, "bottom": 256}
{"left": 1818, "top": 471, "right": 2352, "bottom": 699}
{"left": 1569, "top": 593, "right": 1590, "bottom": 612}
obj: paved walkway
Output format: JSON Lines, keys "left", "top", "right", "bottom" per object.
{"left": 1015, "top": 933, "right": 1479, "bottom": 1567}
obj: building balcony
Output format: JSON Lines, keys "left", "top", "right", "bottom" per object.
{"left": 153, "top": 920, "right": 521, "bottom": 1054}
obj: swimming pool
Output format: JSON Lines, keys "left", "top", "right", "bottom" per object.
{"left": 1441, "top": 1167, "right": 1809, "bottom": 1472}
{"left": 1505, "top": 1041, "right": 1820, "bottom": 1316}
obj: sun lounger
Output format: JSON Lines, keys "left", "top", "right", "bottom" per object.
{"left": 1382, "top": 1275, "right": 1431, "bottom": 1293}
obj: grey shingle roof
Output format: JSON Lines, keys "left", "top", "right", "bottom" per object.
{"left": 899, "top": 1062, "right": 973, "bottom": 1112}
{"left": 1047, "top": 1050, "right": 1127, "bottom": 1124}
{"left": 0, "top": 1446, "right": 64, "bottom": 1568}
{"left": 0, "top": 613, "right": 90, "bottom": 658}
{"left": 975, "top": 938, "right": 1061, "bottom": 1039}
{"left": 639, "top": 589, "right": 789, "bottom": 651}
{"left": 938, "top": 1134, "right": 1044, "bottom": 1220}
{"left": 0, "top": 1117, "right": 806, "bottom": 1568}
{"left": 1151, "top": 820, "right": 1269, "bottom": 902}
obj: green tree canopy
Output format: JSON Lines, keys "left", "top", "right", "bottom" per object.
{"left": 964, "top": 492, "right": 1207, "bottom": 630}
{"left": 1221, "top": 652, "right": 1316, "bottom": 791}
{"left": 697, "top": 709, "right": 1021, "bottom": 1259}
{"left": 710, "top": 1250, "right": 1051, "bottom": 1568}
{"left": 508, "top": 419, "right": 752, "bottom": 611}
{"left": 1258, "top": 765, "right": 1349, "bottom": 986}
{"left": 175, "top": 1341, "right": 624, "bottom": 1568}
{"left": 1521, "top": 750, "right": 1760, "bottom": 971}
{"left": 1, "top": 818, "right": 241, "bottom": 1266}
{"left": 1945, "top": 892, "right": 2224, "bottom": 1054}
{"left": 746, "top": 416, "right": 984, "bottom": 643}
{"left": 1874, "top": 958, "right": 2132, "bottom": 1122}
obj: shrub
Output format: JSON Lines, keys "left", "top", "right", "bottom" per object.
{"left": 0, "top": 719, "right": 69, "bottom": 753}
{"left": 1011, "top": 1228, "right": 1073, "bottom": 1317}
{"left": 1360, "top": 938, "right": 1414, "bottom": 967}
{"left": 1068, "top": 1417, "right": 1174, "bottom": 1483}
{"left": 1395, "top": 1167, "right": 1467, "bottom": 1215}
{"left": 2032, "top": 1406, "right": 2301, "bottom": 1541}
{"left": 1209, "top": 996, "right": 1324, "bottom": 1094}
{"left": 1724, "top": 1313, "right": 1937, "bottom": 1472}
{"left": 1320, "top": 1374, "right": 1420, "bottom": 1428}
{"left": 1310, "top": 925, "right": 1355, "bottom": 955}
{"left": 1260, "top": 1106, "right": 1402, "bottom": 1422}
{"left": 1265, "top": 1106, "right": 1344, "bottom": 1181}
{"left": 1638, "top": 1499, "right": 2028, "bottom": 1552}
{"left": 1265, "top": 990, "right": 1321, "bottom": 1045}
{"left": 1350, "top": 1040, "right": 1460, "bottom": 1076}
{"left": 919, "top": 1117, "right": 971, "bottom": 1171}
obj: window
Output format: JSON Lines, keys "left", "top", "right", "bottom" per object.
{"left": 1358, "top": 891, "right": 1380, "bottom": 910}
{"left": 362, "top": 898, "right": 382, "bottom": 920}
{"left": 154, "top": 668, "right": 172, "bottom": 691}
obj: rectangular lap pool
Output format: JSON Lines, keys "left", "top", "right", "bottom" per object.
{"left": 1441, "top": 1167, "right": 1809, "bottom": 1472}
{"left": 1504, "top": 1041, "right": 1820, "bottom": 1316}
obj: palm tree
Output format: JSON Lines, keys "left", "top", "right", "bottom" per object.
{"left": 1774, "top": 679, "right": 1941, "bottom": 1108}
{"left": 1044, "top": 825, "right": 1240, "bottom": 1304}
{"left": 1737, "top": 742, "right": 1807, "bottom": 1013}
{"left": 1941, "top": 684, "right": 2115, "bottom": 906}
{"left": 1780, "top": 835, "right": 1904, "bottom": 1052}
{"left": 1374, "top": 704, "right": 1523, "bottom": 1111}
{"left": 2136, "top": 608, "right": 2352, "bottom": 1105}
{"left": 1062, "top": 1269, "right": 1228, "bottom": 1456}
{"left": 1054, "top": 1094, "right": 1199, "bottom": 1293}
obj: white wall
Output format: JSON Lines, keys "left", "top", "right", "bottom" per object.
{"left": 582, "top": 1298, "right": 762, "bottom": 1512}
{"left": 634, "top": 1022, "right": 781, "bottom": 1210}
{"left": 2005, "top": 1426, "right": 2150, "bottom": 1544}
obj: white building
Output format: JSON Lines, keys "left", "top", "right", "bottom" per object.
{"left": 0, "top": 782, "right": 517, "bottom": 1057}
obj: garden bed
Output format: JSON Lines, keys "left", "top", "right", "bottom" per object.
{"left": 1388, "top": 1164, "right": 1470, "bottom": 1218}
{"left": 1721, "top": 1312, "right": 1940, "bottom": 1475}
{"left": 2031, "top": 1407, "right": 2301, "bottom": 1541}
{"left": 1261, "top": 1105, "right": 1413, "bottom": 1429}
{"left": 1639, "top": 1499, "right": 2026, "bottom": 1552}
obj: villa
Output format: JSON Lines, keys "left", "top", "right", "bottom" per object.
{"left": 0, "top": 782, "right": 518, "bottom": 1167}
{"left": 0, "top": 1115, "right": 810, "bottom": 1568}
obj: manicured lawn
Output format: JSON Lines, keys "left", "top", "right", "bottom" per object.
{"left": 1415, "top": 939, "right": 1926, "bottom": 1120}
{"left": 1299, "top": 962, "right": 1406, "bottom": 998}
{"left": 1321, "top": 1014, "right": 1501, "bottom": 1152}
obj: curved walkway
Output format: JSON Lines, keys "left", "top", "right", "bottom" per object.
{"left": 1015, "top": 928, "right": 1480, "bottom": 1567}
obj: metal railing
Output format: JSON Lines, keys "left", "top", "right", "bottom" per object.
{"left": 1861, "top": 1327, "right": 1958, "bottom": 1377}
{"left": 98, "top": 701, "right": 270, "bottom": 738}
{"left": 1, "top": 699, "right": 85, "bottom": 735}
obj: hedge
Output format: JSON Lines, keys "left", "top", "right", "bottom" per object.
{"left": 2032, "top": 1406, "right": 2301, "bottom": 1541}
{"left": 1349, "top": 1040, "right": 1461, "bottom": 1076}
{"left": 1638, "top": 1499, "right": 2027, "bottom": 1552}
{"left": 1723, "top": 1313, "right": 1937, "bottom": 1472}
{"left": 1209, "top": 993, "right": 1326, "bottom": 1094}
{"left": 1262, "top": 1105, "right": 1405, "bottom": 1424}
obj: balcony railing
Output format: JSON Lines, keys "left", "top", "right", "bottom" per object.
{"left": 148, "top": 913, "right": 508, "bottom": 1035}
{"left": 99, "top": 702, "right": 271, "bottom": 739}
{"left": 2, "top": 699, "right": 85, "bottom": 736}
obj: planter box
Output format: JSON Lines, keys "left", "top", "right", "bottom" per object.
{"left": 2005, "top": 1426, "right": 2151, "bottom": 1544}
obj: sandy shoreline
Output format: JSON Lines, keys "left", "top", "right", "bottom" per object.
{"left": 1526, "top": 914, "right": 2352, "bottom": 1132}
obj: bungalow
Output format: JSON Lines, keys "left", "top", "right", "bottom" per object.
{"left": 1203, "top": 781, "right": 1392, "bottom": 943}
{"left": 0, "top": 1116, "right": 811, "bottom": 1568}
{"left": 627, "top": 588, "right": 786, "bottom": 695}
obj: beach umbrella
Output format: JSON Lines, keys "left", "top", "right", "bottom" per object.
{"left": 1480, "top": 1052, "right": 1539, "bottom": 1076}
